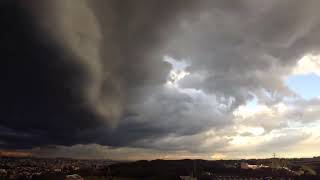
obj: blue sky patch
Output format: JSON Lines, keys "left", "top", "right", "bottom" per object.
{"left": 286, "top": 73, "right": 320, "bottom": 99}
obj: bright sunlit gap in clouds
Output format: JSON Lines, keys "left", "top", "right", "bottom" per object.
{"left": 163, "top": 56, "right": 190, "bottom": 88}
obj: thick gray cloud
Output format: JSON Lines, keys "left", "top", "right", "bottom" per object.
{"left": 169, "top": 0, "right": 320, "bottom": 106}
{"left": 1, "top": 0, "right": 320, "bottom": 157}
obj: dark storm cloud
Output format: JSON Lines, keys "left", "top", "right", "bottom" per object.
{"left": 1, "top": 0, "right": 320, "bottom": 153}
{"left": 0, "top": 0, "right": 202, "bottom": 149}
{"left": 0, "top": 0, "right": 106, "bottom": 149}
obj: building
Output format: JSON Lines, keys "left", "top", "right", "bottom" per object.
{"left": 180, "top": 176, "right": 197, "bottom": 180}
{"left": 65, "top": 174, "right": 84, "bottom": 180}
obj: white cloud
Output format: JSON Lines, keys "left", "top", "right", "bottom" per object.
{"left": 233, "top": 101, "right": 289, "bottom": 131}
{"left": 292, "top": 54, "right": 320, "bottom": 76}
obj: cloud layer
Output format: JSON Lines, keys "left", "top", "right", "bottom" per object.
{"left": 1, "top": 0, "right": 320, "bottom": 159}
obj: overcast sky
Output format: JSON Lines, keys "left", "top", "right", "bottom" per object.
{"left": 1, "top": 0, "right": 320, "bottom": 160}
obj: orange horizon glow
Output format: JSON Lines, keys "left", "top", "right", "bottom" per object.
{"left": 0, "top": 151, "right": 32, "bottom": 158}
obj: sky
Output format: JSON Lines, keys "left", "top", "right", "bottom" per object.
{"left": 1, "top": 0, "right": 320, "bottom": 160}
{"left": 287, "top": 73, "right": 320, "bottom": 100}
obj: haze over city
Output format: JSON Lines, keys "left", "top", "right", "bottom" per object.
{"left": 1, "top": 0, "right": 320, "bottom": 162}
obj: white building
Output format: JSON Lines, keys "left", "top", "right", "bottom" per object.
{"left": 65, "top": 174, "right": 84, "bottom": 180}
{"left": 180, "top": 176, "right": 197, "bottom": 180}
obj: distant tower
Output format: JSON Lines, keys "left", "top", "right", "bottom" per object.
{"left": 191, "top": 160, "right": 198, "bottom": 180}
{"left": 271, "top": 153, "right": 278, "bottom": 174}
{"left": 106, "top": 166, "right": 113, "bottom": 180}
